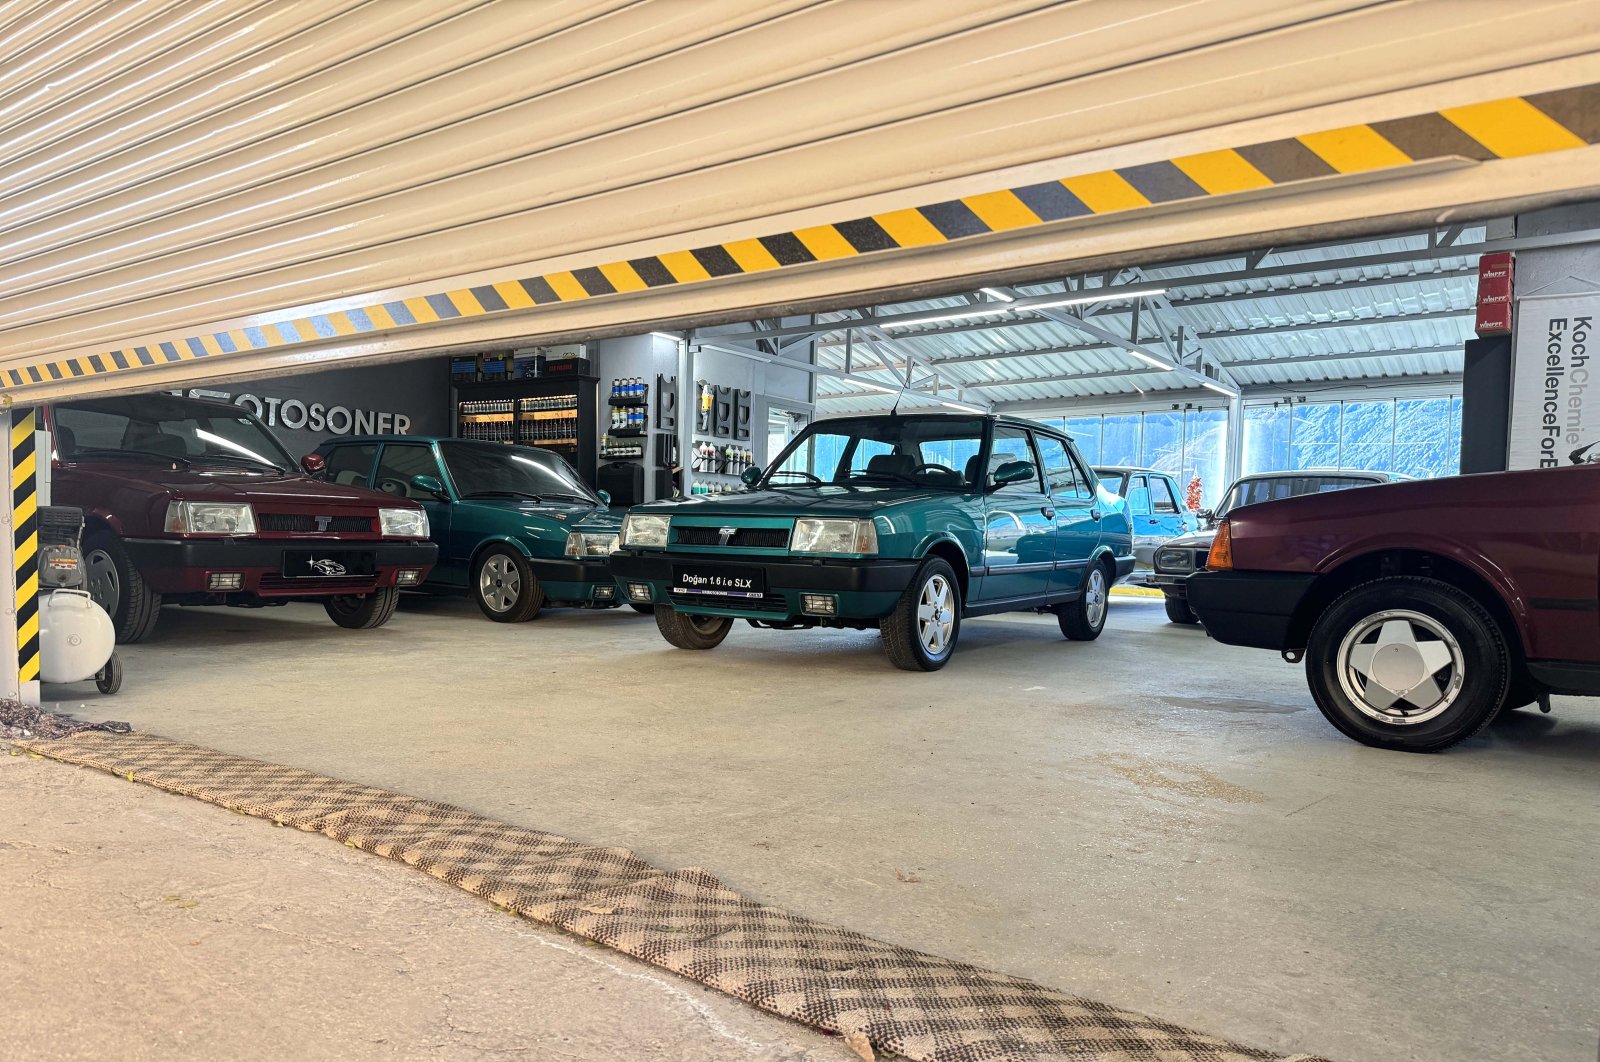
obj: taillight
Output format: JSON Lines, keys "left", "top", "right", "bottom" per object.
{"left": 1207, "top": 520, "right": 1233, "bottom": 570}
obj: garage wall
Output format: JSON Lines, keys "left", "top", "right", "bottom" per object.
{"left": 3, "top": 0, "right": 1600, "bottom": 400}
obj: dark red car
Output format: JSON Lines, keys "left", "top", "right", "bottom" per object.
{"left": 49, "top": 394, "right": 438, "bottom": 643}
{"left": 1187, "top": 465, "right": 1599, "bottom": 752}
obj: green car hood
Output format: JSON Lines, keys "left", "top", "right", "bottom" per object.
{"left": 636, "top": 485, "right": 966, "bottom": 518}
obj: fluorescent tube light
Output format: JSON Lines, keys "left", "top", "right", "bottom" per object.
{"left": 1028, "top": 287, "right": 1166, "bottom": 311}
{"left": 1200, "top": 380, "right": 1239, "bottom": 398}
{"left": 939, "top": 399, "right": 986, "bottom": 413}
{"left": 1129, "top": 351, "right": 1174, "bottom": 371}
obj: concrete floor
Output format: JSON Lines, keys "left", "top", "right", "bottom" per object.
{"left": 35, "top": 593, "right": 1600, "bottom": 1062}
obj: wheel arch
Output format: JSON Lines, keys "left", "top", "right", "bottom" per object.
{"left": 468, "top": 535, "right": 537, "bottom": 571}
{"left": 1291, "top": 549, "right": 1528, "bottom": 674}
{"left": 915, "top": 535, "right": 971, "bottom": 601}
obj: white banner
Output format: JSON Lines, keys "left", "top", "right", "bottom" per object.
{"left": 1508, "top": 298, "right": 1598, "bottom": 469}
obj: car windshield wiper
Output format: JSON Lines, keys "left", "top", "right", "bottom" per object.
{"left": 542, "top": 491, "right": 597, "bottom": 504}
{"left": 194, "top": 452, "right": 287, "bottom": 471}
{"left": 462, "top": 490, "right": 543, "bottom": 501}
{"left": 67, "top": 447, "right": 190, "bottom": 468}
{"left": 839, "top": 471, "right": 923, "bottom": 487}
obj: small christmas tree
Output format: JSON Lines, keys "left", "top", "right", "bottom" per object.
{"left": 1185, "top": 475, "right": 1204, "bottom": 512}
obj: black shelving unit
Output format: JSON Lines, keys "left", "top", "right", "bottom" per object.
{"left": 455, "top": 375, "right": 601, "bottom": 487}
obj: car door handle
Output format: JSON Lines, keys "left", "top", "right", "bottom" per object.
{"left": 1041, "top": 506, "right": 1055, "bottom": 519}
{"left": 1089, "top": 507, "right": 1102, "bottom": 521}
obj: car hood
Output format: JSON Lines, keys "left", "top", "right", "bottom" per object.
{"left": 636, "top": 485, "right": 967, "bottom": 518}
{"left": 62, "top": 460, "right": 415, "bottom": 507}
{"left": 465, "top": 495, "right": 620, "bottom": 531}
{"left": 1163, "top": 527, "right": 1219, "bottom": 549}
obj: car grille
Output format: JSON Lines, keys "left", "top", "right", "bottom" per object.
{"left": 258, "top": 574, "right": 379, "bottom": 593}
{"left": 668, "top": 591, "right": 788, "bottom": 613}
{"left": 259, "top": 514, "right": 373, "bottom": 533}
{"left": 673, "top": 526, "right": 790, "bottom": 548}
{"left": 1197, "top": 550, "right": 1211, "bottom": 569}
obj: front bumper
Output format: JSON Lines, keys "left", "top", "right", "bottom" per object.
{"left": 528, "top": 555, "right": 623, "bottom": 605}
{"left": 1149, "top": 571, "right": 1191, "bottom": 594}
{"left": 1185, "top": 570, "right": 1318, "bottom": 650}
{"left": 609, "top": 550, "right": 919, "bottom": 620}
{"left": 122, "top": 537, "right": 438, "bottom": 597}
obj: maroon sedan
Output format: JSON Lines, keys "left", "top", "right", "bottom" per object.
{"left": 1187, "top": 465, "right": 1598, "bottom": 752}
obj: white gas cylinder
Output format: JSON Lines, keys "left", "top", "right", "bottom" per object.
{"left": 38, "top": 590, "right": 116, "bottom": 684}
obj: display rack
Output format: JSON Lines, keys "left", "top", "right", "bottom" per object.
{"left": 454, "top": 375, "right": 600, "bottom": 486}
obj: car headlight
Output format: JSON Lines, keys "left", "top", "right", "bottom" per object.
{"left": 565, "top": 531, "right": 620, "bottom": 557}
{"left": 790, "top": 518, "right": 877, "bottom": 554}
{"left": 164, "top": 501, "right": 256, "bottom": 535}
{"left": 620, "top": 513, "right": 669, "bottom": 549}
{"left": 1155, "top": 549, "right": 1193, "bottom": 572}
{"left": 379, "top": 507, "right": 429, "bottom": 538}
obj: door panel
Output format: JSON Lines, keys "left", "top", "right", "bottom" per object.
{"left": 1035, "top": 433, "right": 1099, "bottom": 595}
{"left": 978, "top": 426, "right": 1053, "bottom": 603}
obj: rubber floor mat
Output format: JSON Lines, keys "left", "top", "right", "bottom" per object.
{"left": 16, "top": 731, "right": 1332, "bottom": 1062}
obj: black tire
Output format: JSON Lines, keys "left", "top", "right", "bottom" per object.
{"left": 472, "top": 547, "right": 543, "bottom": 622}
{"left": 629, "top": 603, "right": 656, "bottom": 615}
{"left": 880, "top": 557, "right": 961, "bottom": 672}
{"left": 83, "top": 531, "right": 162, "bottom": 644}
{"left": 1057, "top": 560, "right": 1111, "bottom": 641}
{"left": 654, "top": 606, "right": 733, "bottom": 650}
{"left": 95, "top": 654, "right": 123, "bottom": 695}
{"left": 1164, "top": 593, "right": 1199, "bottom": 625}
{"left": 1306, "top": 577, "right": 1507, "bottom": 753}
{"left": 325, "top": 586, "right": 401, "bottom": 629}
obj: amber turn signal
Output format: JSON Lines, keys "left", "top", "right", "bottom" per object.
{"left": 1207, "top": 520, "right": 1233, "bottom": 570}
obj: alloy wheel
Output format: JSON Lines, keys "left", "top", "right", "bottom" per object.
{"left": 86, "top": 549, "right": 120, "bottom": 614}
{"left": 478, "top": 555, "right": 522, "bottom": 613}
{"left": 1084, "top": 567, "right": 1107, "bottom": 627}
{"left": 916, "top": 573, "right": 955, "bottom": 657}
{"left": 1336, "top": 609, "right": 1464, "bottom": 725}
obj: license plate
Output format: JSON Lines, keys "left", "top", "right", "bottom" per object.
{"left": 282, "top": 551, "right": 376, "bottom": 579}
{"left": 672, "top": 563, "right": 766, "bottom": 598}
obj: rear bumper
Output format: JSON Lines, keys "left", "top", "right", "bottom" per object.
{"left": 1186, "top": 570, "right": 1318, "bottom": 650}
{"left": 609, "top": 550, "right": 918, "bottom": 619}
{"left": 122, "top": 537, "right": 438, "bottom": 597}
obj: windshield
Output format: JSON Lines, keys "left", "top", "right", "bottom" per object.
{"left": 763, "top": 415, "right": 987, "bottom": 489}
{"left": 1216, "top": 474, "right": 1378, "bottom": 517}
{"left": 439, "top": 442, "right": 599, "bottom": 504}
{"left": 54, "top": 396, "right": 295, "bottom": 471}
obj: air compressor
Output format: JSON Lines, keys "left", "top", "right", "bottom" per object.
{"left": 37, "top": 505, "right": 121, "bottom": 695}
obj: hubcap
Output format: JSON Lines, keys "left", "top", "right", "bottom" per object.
{"left": 1084, "top": 568, "right": 1107, "bottom": 627}
{"left": 478, "top": 555, "right": 521, "bottom": 613}
{"left": 86, "top": 549, "right": 120, "bottom": 615}
{"left": 916, "top": 574, "right": 955, "bottom": 657}
{"left": 1336, "top": 609, "right": 1464, "bottom": 725}
{"left": 689, "top": 615, "right": 724, "bottom": 635}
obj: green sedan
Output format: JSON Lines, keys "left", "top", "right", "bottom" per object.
{"left": 311, "top": 436, "right": 633, "bottom": 621}
{"left": 610, "top": 413, "right": 1133, "bottom": 670}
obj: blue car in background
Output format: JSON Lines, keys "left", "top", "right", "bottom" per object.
{"left": 1092, "top": 466, "right": 1198, "bottom": 583}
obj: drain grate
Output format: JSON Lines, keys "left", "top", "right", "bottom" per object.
{"left": 17, "top": 731, "right": 1331, "bottom": 1062}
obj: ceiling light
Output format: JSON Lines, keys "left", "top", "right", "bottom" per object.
{"left": 1027, "top": 287, "right": 1166, "bottom": 311}
{"left": 939, "top": 399, "right": 986, "bottom": 413}
{"left": 649, "top": 331, "right": 682, "bottom": 342}
{"left": 1200, "top": 380, "right": 1239, "bottom": 398}
{"left": 856, "top": 381, "right": 897, "bottom": 394}
{"left": 979, "top": 287, "right": 1014, "bottom": 302}
{"left": 1129, "top": 351, "right": 1174, "bottom": 371}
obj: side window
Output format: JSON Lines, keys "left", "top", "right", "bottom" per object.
{"left": 1032, "top": 433, "right": 1086, "bottom": 498}
{"left": 989, "top": 426, "right": 1043, "bottom": 494}
{"left": 1150, "top": 476, "right": 1180, "bottom": 514}
{"left": 373, "top": 444, "right": 443, "bottom": 499}
{"left": 321, "top": 444, "right": 377, "bottom": 488}
{"left": 1126, "top": 475, "right": 1152, "bottom": 515}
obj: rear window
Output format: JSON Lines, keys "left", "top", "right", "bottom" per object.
{"left": 1219, "top": 475, "right": 1375, "bottom": 515}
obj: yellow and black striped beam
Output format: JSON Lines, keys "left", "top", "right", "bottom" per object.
{"left": 11, "top": 409, "right": 39, "bottom": 687}
{"left": 4, "top": 82, "right": 1599, "bottom": 392}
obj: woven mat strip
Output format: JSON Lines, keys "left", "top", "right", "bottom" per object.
{"left": 16, "top": 731, "right": 1331, "bottom": 1062}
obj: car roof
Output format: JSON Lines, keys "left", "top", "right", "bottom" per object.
{"left": 321, "top": 435, "right": 451, "bottom": 445}
{"left": 1091, "top": 466, "right": 1171, "bottom": 477}
{"left": 1235, "top": 468, "right": 1403, "bottom": 481}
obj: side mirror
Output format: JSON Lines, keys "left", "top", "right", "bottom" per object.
{"left": 740, "top": 465, "right": 763, "bottom": 487}
{"left": 411, "top": 474, "right": 448, "bottom": 500}
{"left": 596, "top": 489, "right": 612, "bottom": 506}
{"left": 1198, "top": 507, "right": 1215, "bottom": 523}
{"left": 989, "top": 460, "right": 1036, "bottom": 490}
{"left": 300, "top": 453, "right": 326, "bottom": 476}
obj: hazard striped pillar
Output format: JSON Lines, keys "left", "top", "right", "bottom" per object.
{"left": 7, "top": 408, "right": 40, "bottom": 703}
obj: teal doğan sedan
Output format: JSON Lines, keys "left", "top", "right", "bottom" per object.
{"left": 310, "top": 436, "right": 632, "bottom": 621}
{"left": 610, "top": 413, "right": 1133, "bottom": 670}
